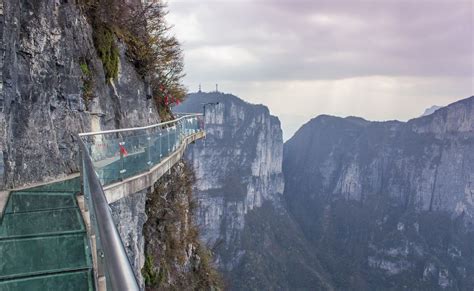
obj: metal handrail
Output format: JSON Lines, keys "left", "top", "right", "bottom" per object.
{"left": 79, "top": 138, "right": 140, "bottom": 291}
{"left": 79, "top": 113, "right": 203, "bottom": 137}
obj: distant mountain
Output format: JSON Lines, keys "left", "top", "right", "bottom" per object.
{"left": 421, "top": 105, "right": 443, "bottom": 117}
{"left": 284, "top": 96, "right": 474, "bottom": 289}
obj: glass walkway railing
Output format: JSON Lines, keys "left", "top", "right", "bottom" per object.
{"left": 80, "top": 114, "right": 204, "bottom": 186}
{"left": 77, "top": 114, "right": 204, "bottom": 290}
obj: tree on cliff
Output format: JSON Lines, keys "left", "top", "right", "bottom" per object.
{"left": 80, "top": 0, "right": 186, "bottom": 118}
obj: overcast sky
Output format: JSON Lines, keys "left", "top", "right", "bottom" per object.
{"left": 168, "top": 0, "right": 474, "bottom": 140}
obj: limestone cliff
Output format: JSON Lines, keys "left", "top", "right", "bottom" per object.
{"left": 0, "top": 0, "right": 158, "bottom": 188}
{"left": 176, "top": 92, "right": 284, "bottom": 266}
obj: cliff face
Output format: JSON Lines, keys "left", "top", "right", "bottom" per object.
{"left": 283, "top": 96, "right": 474, "bottom": 289}
{"left": 176, "top": 92, "right": 333, "bottom": 289}
{"left": 176, "top": 92, "right": 284, "bottom": 265}
{"left": 0, "top": 0, "right": 158, "bottom": 188}
{"left": 110, "top": 189, "right": 148, "bottom": 288}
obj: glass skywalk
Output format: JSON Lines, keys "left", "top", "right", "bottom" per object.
{"left": 0, "top": 114, "right": 205, "bottom": 290}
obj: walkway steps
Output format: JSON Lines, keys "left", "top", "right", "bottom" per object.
{"left": 0, "top": 233, "right": 91, "bottom": 280}
{"left": 0, "top": 208, "right": 84, "bottom": 239}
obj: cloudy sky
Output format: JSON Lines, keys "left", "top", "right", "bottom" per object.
{"left": 168, "top": 0, "right": 473, "bottom": 140}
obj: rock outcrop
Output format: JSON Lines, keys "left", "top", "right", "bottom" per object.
{"left": 421, "top": 105, "right": 443, "bottom": 117}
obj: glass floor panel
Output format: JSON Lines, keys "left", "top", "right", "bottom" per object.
{"left": 25, "top": 177, "right": 81, "bottom": 193}
{"left": 0, "top": 269, "right": 94, "bottom": 291}
{"left": 0, "top": 208, "right": 84, "bottom": 239}
{"left": 0, "top": 180, "right": 93, "bottom": 290}
{"left": 0, "top": 233, "right": 91, "bottom": 280}
{"left": 4, "top": 192, "right": 77, "bottom": 214}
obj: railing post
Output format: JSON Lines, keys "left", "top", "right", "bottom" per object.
{"left": 119, "top": 133, "right": 126, "bottom": 181}
{"left": 172, "top": 125, "right": 176, "bottom": 151}
{"left": 79, "top": 145, "right": 85, "bottom": 203}
{"left": 147, "top": 134, "right": 152, "bottom": 170}
{"left": 159, "top": 130, "right": 162, "bottom": 161}
{"left": 181, "top": 120, "right": 185, "bottom": 143}
{"left": 167, "top": 127, "right": 170, "bottom": 154}
{"left": 178, "top": 120, "right": 182, "bottom": 145}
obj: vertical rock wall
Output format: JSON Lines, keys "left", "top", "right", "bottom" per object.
{"left": 1, "top": 0, "right": 159, "bottom": 188}
{"left": 176, "top": 92, "right": 284, "bottom": 270}
{"left": 110, "top": 189, "right": 148, "bottom": 289}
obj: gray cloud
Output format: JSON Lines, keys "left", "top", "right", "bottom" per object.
{"left": 168, "top": 0, "right": 473, "bottom": 139}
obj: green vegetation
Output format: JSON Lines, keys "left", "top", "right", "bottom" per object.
{"left": 142, "top": 255, "right": 158, "bottom": 287}
{"left": 118, "top": 1, "right": 187, "bottom": 113}
{"left": 80, "top": 62, "right": 90, "bottom": 76}
{"left": 93, "top": 24, "right": 119, "bottom": 80}
{"left": 79, "top": 61, "right": 94, "bottom": 106}
{"left": 79, "top": 0, "right": 120, "bottom": 81}
{"left": 194, "top": 245, "right": 223, "bottom": 290}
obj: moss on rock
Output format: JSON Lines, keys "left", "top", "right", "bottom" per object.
{"left": 79, "top": 60, "right": 94, "bottom": 107}
{"left": 92, "top": 23, "right": 119, "bottom": 81}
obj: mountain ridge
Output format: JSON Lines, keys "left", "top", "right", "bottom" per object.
{"left": 283, "top": 95, "right": 474, "bottom": 289}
